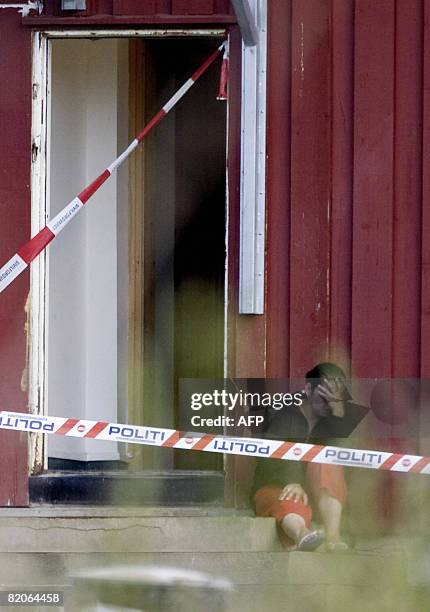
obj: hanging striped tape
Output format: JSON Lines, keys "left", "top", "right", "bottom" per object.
{"left": 0, "top": 43, "right": 226, "bottom": 296}
{"left": 0, "top": 411, "right": 428, "bottom": 475}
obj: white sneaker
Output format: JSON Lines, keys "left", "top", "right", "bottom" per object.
{"left": 297, "top": 530, "right": 325, "bottom": 552}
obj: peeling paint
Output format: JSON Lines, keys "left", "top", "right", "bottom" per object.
{"left": 299, "top": 22, "right": 305, "bottom": 97}
{"left": 0, "top": 2, "right": 42, "bottom": 17}
{"left": 20, "top": 294, "right": 30, "bottom": 394}
{"left": 29, "top": 31, "right": 49, "bottom": 476}
{"left": 42, "top": 28, "right": 225, "bottom": 39}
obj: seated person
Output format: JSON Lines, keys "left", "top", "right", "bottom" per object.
{"left": 252, "top": 362, "right": 367, "bottom": 552}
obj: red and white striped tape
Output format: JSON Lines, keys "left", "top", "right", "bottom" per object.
{"left": 0, "top": 411, "right": 429, "bottom": 475}
{"left": 217, "top": 39, "right": 229, "bottom": 100}
{"left": 0, "top": 42, "right": 226, "bottom": 296}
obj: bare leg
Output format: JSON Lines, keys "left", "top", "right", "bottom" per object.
{"left": 281, "top": 513, "right": 325, "bottom": 551}
{"left": 280, "top": 513, "right": 310, "bottom": 544}
{"left": 316, "top": 489, "right": 343, "bottom": 543}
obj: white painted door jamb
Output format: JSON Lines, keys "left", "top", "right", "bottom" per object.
{"left": 238, "top": 0, "right": 267, "bottom": 314}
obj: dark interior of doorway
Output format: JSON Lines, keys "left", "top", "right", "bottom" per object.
{"left": 32, "top": 36, "right": 226, "bottom": 504}
{"left": 144, "top": 38, "right": 226, "bottom": 473}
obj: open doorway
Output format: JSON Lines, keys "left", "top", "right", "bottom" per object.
{"left": 43, "top": 35, "right": 226, "bottom": 484}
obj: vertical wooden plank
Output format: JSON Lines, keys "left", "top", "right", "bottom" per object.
{"left": 352, "top": 0, "right": 395, "bottom": 377}
{"left": 172, "top": 0, "right": 213, "bottom": 15}
{"left": 127, "top": 40, "right": 147, "bottom": 469}
{"left": 392, "top": 0, "right": 423, "bottom": 378}
{"left": 422, "top": 1, "right": 430, "bottom": 379}
{"left": 266, "top": 0, "right": 291, "bottom": 378}
{"left": 225, "top": 26, "right": 242, "bottom": 507}
{"left": 0, "top": 13, "right": 31, "bottom": 506}
{"left": 419, "top": 3, "right": 430, "bottom": 521}
{"left": 224, "top": 29, "right": 266, "bottom": 385}
{"left": 390, "top": 3, "right": 423, "bottom": 528}
{"left": 289, "top": 0, "right": 331, "bottom": 376}
{"left": 225, "top": 26, "right": 266, "bottom": 507}
{"left": 330, "top": 0, "right": 354, "bottom": 371}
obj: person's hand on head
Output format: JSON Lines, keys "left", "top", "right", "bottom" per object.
{"left": 317, "top": 377, "right": 348, "bottom": 417}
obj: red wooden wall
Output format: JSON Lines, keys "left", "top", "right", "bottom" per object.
{"left": 266, "top": 0, "right": 428, "bottom": 381}
{"left": 0, "top": 10, "right": 32, "bottom": 506}
{"left": 25, "top": 0, "right": 235, "bottom": 24}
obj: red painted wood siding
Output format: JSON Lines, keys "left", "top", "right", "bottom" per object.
{"left": 266, "top": 0, "right": 428, "bottom": 380}
{"left": 37, "top": 0, "right": 234, "bottom": 18}
{"left": 0, "top": 10, "right": 31, "bottom": 506}
{"left": 422, "top": 0, "right": 430, "bottom": 378}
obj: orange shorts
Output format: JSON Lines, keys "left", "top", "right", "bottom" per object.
{"left": 254, "top": 464, "right": 347, "bottom": 546}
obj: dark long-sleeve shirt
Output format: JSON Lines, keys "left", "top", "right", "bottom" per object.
{"left": 251, "top": 399, "right": 368, "bottom": 500}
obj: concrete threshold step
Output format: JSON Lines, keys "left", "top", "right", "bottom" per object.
{"left": 0, "top": 516, "right": 282, "bottom": 553}
{"left": 0, "top": 504, "right": 253, "bottom": 518}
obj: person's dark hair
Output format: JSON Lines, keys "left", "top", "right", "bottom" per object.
{"left": 305, "top": 362, "right": 347, "bottom": 391}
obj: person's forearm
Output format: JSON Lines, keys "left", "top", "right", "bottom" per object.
{"left": 329, "top": 401, "right": 345, "bottom": 418}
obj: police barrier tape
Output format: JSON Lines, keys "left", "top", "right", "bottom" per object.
{"left": 0, "top": 411, "right": 429, "bottom": 474}
{"left": 0, "top": 43, "right": 226, "bottom": 296}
